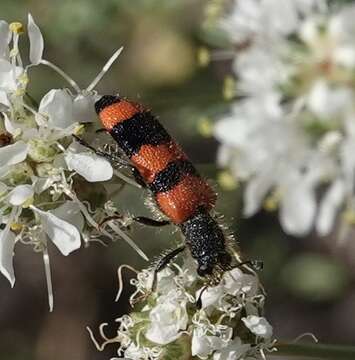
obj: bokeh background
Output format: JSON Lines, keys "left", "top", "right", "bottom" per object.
{"left": 0, "top": 0, "right": 354, "bottom": 359}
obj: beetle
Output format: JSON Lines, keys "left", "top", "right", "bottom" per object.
{"left": 76, "top": 95, "right": 257, "bottom": 287}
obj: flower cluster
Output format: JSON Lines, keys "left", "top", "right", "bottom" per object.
{"left": 214, "top": 0, "right": 355, "bottom": 237}
{"left": 0, "top": 15, "right": 144, "bottom": 310}
{"left": 88, "top": 258, "right": 274, "bottom": 359}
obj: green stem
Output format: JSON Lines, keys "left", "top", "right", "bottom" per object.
{"left": 272, "top": 342, "right": 355, "bottom": 359}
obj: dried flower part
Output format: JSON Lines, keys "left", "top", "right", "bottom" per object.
{"left": 88, "top": 259, "right": 275, "bottom": 359}
{"left": 213, "top": 0, "right": 355, "bottom": 238}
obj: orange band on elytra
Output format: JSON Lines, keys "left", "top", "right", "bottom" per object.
{"left": 99, "top": 100, "right": 145, "bottom": 130}
{"left": 131, "top": 141, "right": 187, "bottom": 183}
{"left": 156, "top": 175, "right": 216, "bottom": 224}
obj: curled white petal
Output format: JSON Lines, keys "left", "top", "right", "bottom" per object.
{"left": 0, "top": 141, "right": 28, "bottom": 167}
{"left": 7, "top": 184, "right": 34, "bottom": 206}
{"left": 0, "top": 228, "right": 16, "bottom": 287}
{"left": 65, "top": 151, "right": 113, "bottom": 182}
{"left": 31, "top": 206, "right": 81, "bottom": 256}
{"left": 27, "top": 14, "right": 44, "bottom": 65}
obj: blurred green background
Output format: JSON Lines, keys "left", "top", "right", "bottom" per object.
{"left": 0, "top": 1, "right": 354, "bottom": 359}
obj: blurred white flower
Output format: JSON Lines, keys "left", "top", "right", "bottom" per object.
{"left": 215, "top": 0, "right": 355, "bottom": 237}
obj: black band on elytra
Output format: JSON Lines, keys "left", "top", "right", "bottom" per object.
{"left": 149, "top": 159, "right": 198, "bottom": 194}
{"left": 110, "top": 111, "right": 171, "bottom": 157}
{"left": 95, "top": 95, "right": 121, "bottom": 114}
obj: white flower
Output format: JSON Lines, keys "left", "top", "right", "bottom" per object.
{"left": 213, "top": 337, "right": 251, "bottom": 360}
{"left": 145, "top": 290, "right": 188, "bottom": 345}
{"left": 0, "top": 14, "right": 132, "bottom": 311}
{"left": 64, "top": 143, "right": 113, "bottom": 182}
{"left": 191, "top": 327, "right": 226, "bottom": 358}
{"left": 242, "top": 316, "right": 273, "bottom": 339}
{"left": 92, "top": 260, "right": 274, "bottom": 360}
{"left": 215, "top": 1, "right": 355, "bottom": 237}
{"left": 36, "top": 89, "right": 97, "bottom": 128}
{"left": 31, "top": 206, "right": 81, "bottom": 256}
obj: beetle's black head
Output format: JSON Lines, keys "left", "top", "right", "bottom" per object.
{"left": 197, "top": 251, "right": 232, "bottom": 277}
{"left": 180, "top": 209, "right": 232, "bottom": 279}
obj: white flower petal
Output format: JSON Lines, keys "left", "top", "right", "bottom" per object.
{"left": 334, "top": 46, "right": 355, "bottom": 68}
{"left": 192, "top": 330, "right": 225, "bottom": 358}
{"left": 37, "top": 89, "right": 74, "bottom": 128}
{"left": 2, "top": 112, "right": 18, "bottom": 134}
{"left": 307, "top": 80, "right": 352, "bottom": 117}
{"left": 243, "top": 172, "right": 274, "bottom": 216}
{"left": 213, "top": 337, "right": 251, "bottom": 360}
{"left": 72, "top": 94, "right": 96, "bottom": 123}
{"left": 0, "top": 20, "right": 11, "bottom": 59}
{"left": 197, "top": 284, "right": 224, "bottom": 309}
{"left": 7, "top": 184, "right": 34, "bottom": 206}
{"left": 0, "top": 90, "right": 9, "bottom": 107}
{"left": 65, "top": 151, "right": 113, "bottom": 182}
{"left": 0, "top": 141, "right": 28, "bottom": 167}
{"left": 50, "top": 201, "right": 84, "bottom": 231}
{"left": 0, "top": 228, "right": 16, "bottom": 287}
{"left": 31, "top": 206, "right": 81, "bottom": 256}
{"left": 0, "top": 20, "right": 10, "bottom": 59}
{"left": 145, "top": 295, "right": 188, "bottom": 345}
{"left": 27, "top": 14, "right": 44, "bottom": 65}
{"left": 242, "top": 315, "right": 273, "bottom": 338}
{"left": 316, "top": 179, "right": 345, "bottom": 236}
{"left": 0, "top": 59, "right": 22, "bottom": 91}
{"left": 280, "top": 177, "right": 317, "bottom": 236}
{"left": 224, "top": 268, "right": 258, "bottom": 297}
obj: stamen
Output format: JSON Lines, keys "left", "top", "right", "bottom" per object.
{"left": 292, "top": 332, "right": 319, "bottom": 344}
{"left": 115, "top": 264, "right": 138, "bottom": 302}
{"left": 42, "top": 246, "right": 54, "bottom": 312}
{"left": 105, "top": 221, "right": 149, "bottom": 261}
{"left": 86, "top": 47, "right": 123, "bottom": 92}
{"left": 40, "top": 59, "right": 81, "bottom": 93}
{"left": 113, "top": 169, "right": 142, "bottom": 188}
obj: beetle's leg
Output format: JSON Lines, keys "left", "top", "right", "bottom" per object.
{"left": 151, "top": 246, "right": 186, "bottom": 291}
{"left": 130, "top": 246, "right": 185, "bottom": 306}
{"left": 72, "top": 134, "right": 136, "bottom": 170}
{"left": 133, "top": 216, "right": 170, "bottom": 227}
{"left": 99, "top": 215, "right": 170, "bottom": 229}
